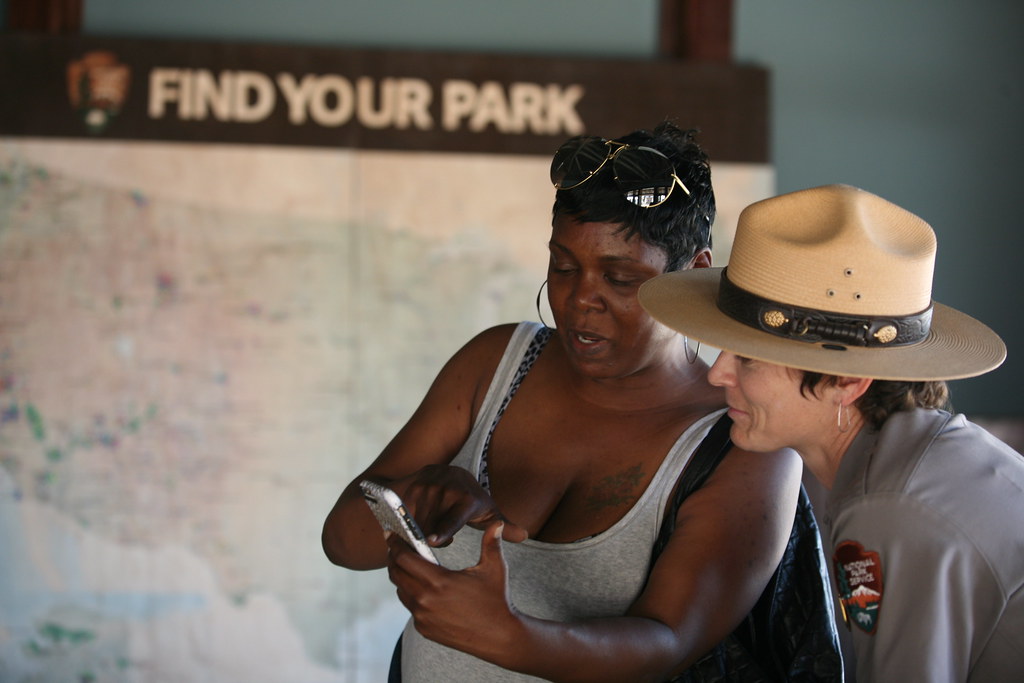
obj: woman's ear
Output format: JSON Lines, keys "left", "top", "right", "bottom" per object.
{"left": 837, "top": 376, "right": 873, "bottom": 405}
{"left": 688, "top": 247, "right": 713, "bottom": 270}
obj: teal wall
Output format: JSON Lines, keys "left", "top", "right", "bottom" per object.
{"left": 82, "top": 0, "right": 661, "bottom": 57}
{"left": 734, "top": 2, "right": 1024, "bottom": 416}
{"left": 10, "top": 0, "right": 1023, "bottom": 414}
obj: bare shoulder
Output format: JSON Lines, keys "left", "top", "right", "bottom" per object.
{"left": 630, "top": 444, "right": 803, "bottom": 661}
{"left": 670, "top": 443, "right": 802, "bottom": 549}
{"left": 414, "top": 323, "right": 524, "bottom": 422}
{"left": 440, "top": 323, "right": 521, "bottom": 391}
{"left": 459, "top": 322, "right": 522, "bottom": 357}
{"left": 360, "top": 323, "right": 524, "bottom": 478}
{"left": 709, "top": 445, "right": 803, "bottom": 494}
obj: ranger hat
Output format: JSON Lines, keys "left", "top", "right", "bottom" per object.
{"left": 639, "top": 184, "right": 1006, "bottom": 380}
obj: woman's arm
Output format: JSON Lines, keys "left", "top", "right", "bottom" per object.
{"left": 387, "top": 444, "right": 803, "bottom": 682}
{"left": 321, "top": 324, "right": 524, "bottom": 570}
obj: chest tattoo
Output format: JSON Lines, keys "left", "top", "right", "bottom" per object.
{"left": 585, "top": 464, "right": 646, "bottom": 511}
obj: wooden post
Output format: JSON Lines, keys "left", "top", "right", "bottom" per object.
{"left": 659, "top": 0, "right": 733, "bottom": 61}
{"left": 6, "top": 0, "right": 83, "bottom": 33}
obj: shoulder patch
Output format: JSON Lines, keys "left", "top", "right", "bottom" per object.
{"left": 833, "top": 540, "right": 884, "bottom": 634}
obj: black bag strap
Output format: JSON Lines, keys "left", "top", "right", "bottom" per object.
{"left": 649, "top": 411, "right": 844, "bottom": 683}
{"left": 651, "top": 412, "right": 734, "bottom": 563}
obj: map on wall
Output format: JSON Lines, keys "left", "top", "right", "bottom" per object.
{"left": 0, "top": 137, "right": 769, "bottom": 682}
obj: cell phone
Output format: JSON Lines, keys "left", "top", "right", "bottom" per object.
{"left": 359, "top": 480, "right": 439, "bottom": 565}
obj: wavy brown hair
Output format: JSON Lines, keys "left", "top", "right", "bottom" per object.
{"left": 799, "top": 372, "right": 951, "bottom": 430}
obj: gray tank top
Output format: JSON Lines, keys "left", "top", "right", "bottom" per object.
{"left": 401, "top": 321, "right": 725, "bottom": 682}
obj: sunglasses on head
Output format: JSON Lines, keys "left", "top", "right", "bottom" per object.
{"left": 550, "top": 136, "right": 691, "bottom": 208}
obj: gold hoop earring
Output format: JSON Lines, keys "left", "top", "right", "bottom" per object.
{"left": 536, "top": 280, "right": 552, "bottom": 328}
{"left": 837, "top": 403, "right": 852, "bottom": 433}
{"left": 684, "top": 337, "right": 700, "bottom": 365}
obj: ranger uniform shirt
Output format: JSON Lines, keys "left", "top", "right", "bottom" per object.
{"left": 826, "top": 409, "right": 1024, "bottom": 682}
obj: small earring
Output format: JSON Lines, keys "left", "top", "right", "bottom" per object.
{"left": 837, "top": 403, "right": 851, "bottom": 433}
{"left": 536, "top": 280, "right": 552, "bottom": 328}
{"left": 684, "top": 337, "right": 700, "bottom": 365}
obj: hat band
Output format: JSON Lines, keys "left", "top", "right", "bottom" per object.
{"left": 717, "top": 269, "right": 933, "bottom": 348}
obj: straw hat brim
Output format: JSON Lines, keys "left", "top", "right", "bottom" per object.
{"left": 639, "top": 268, "right": 1007, "bottom": 381}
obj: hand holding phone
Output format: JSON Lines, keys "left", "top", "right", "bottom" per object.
{"left": 359, "top": 480, "right": 439, "bottom": 565}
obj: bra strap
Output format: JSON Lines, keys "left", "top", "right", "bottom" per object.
{"left": 478, "top": 326, "right": 553, "bottom": 491}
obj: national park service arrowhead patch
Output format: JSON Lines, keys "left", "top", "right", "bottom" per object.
{"left": 833, "top": 540, "right": 884, "bottom": 634}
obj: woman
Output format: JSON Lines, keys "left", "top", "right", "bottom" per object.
{"left": 639, "top": 184, "right": 1024, "bottom": 681}
{"left": 321, "top": 124, "right": 817, "bottom": 682}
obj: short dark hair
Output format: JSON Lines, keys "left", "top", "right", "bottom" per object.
{"left": 551, "top": 121, "right": 715, "bottom": 272}
{"left": 799, "top": 372, "right": 951, "bottom": 430}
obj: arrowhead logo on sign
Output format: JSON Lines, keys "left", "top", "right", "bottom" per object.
{"left": 833, "top": 540, "right": 884, "bottom": 634}
{"left": 67, "top": 51, "right": 131, "bottom": 134}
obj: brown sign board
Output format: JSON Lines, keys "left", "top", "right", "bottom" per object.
{"left": 1, "top": 34, "right": 768, "bottom": 162}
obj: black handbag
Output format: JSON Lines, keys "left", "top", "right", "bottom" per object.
{"left": 651, "top": 414, "right": 844, "bottom": 682}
